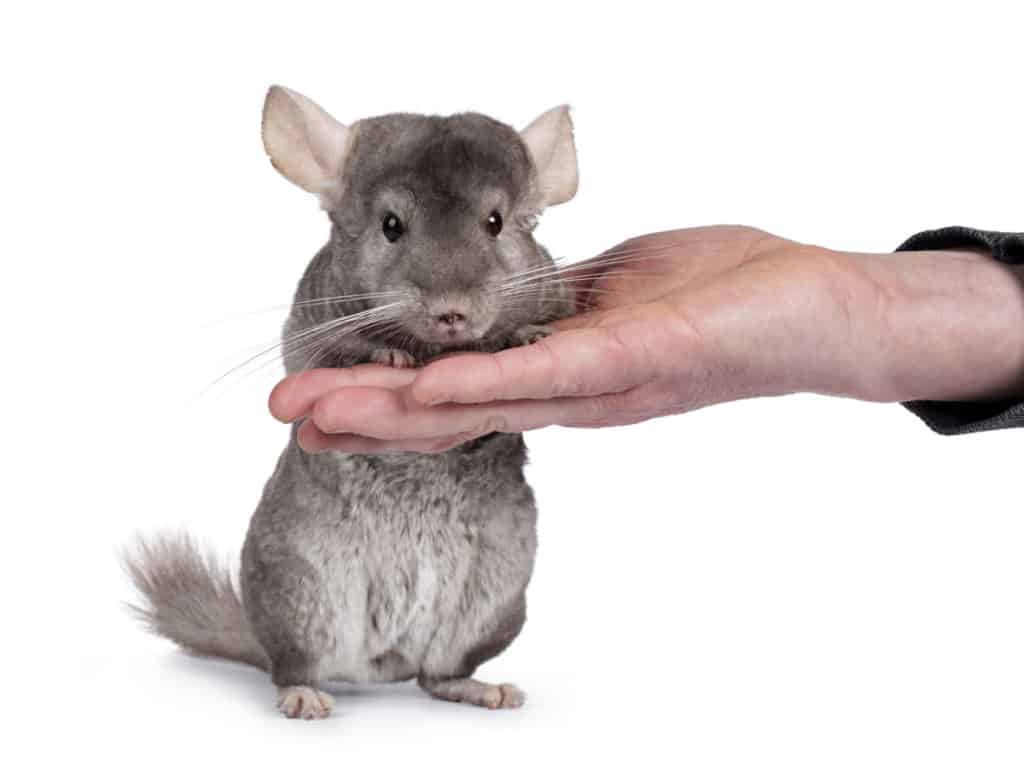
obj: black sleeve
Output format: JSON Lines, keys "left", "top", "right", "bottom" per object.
{"left": 895, "top": 226, "right": 1024, "bottom": 435}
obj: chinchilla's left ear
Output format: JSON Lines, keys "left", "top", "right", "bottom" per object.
{"left": 520, "top": 105, "right": 578, "bottom": 207}
{"left": 261, "top": 85, "right": 352, "bottom": 206}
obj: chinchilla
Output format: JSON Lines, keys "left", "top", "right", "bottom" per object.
{"left": 123, "top": 85, "right": 579, "bottom": 719}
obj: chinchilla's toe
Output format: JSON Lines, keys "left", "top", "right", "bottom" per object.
{"left": 276, "top": 686, "right": 335, "bottom": 720}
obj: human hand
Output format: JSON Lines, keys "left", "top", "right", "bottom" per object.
{"left": 270, "top": 226, "right": 1024, "bottom": 453}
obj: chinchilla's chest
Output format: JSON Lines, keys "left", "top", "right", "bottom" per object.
{"left": 311, "top": 450, "right": 533, "bottom": 682}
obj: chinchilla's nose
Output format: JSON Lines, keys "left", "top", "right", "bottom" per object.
{"left": 426, "top": 291, "right": 477, "bottom": 337}
{"left": 437, "top": 311, "right": 466, "bottom": 327}
{"left": 434, "top": 309, "right": 468, "bottom": 333}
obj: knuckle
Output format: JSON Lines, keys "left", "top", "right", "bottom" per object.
{"left": 311, "top": 397, "right": 343, "bottom": 433}
{"left": 527, "top": 338, "right": 565, "bottom": 396}
{"left": 485, "top": 353, "right": 508, "bottom": 400}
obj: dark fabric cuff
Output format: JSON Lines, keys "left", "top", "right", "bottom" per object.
{"left": 895, "top": 226, "right": 1024, "bottom": 435}
{"left": 897, "top": 226, "right": 1024, "bottom": 266}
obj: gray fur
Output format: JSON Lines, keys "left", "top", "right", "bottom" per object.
{"left": 124, "top": 101, "right": 576, "bottom": 718}
{"left": 123, "top": 532, "right": 268, "bottom": 669}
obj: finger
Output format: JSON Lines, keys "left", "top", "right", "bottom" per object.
{"left": 410, "top": 325, "right": 648, "bottom": 406}
{"left": 269, "top": 364, "right": 418, "bottom": 423}
{"left": 310, "top": 386, "right": 507, "bottom": 440}
{"left": 296, "top": 420, "right": 484, "bottom": 455}
{"left": 309, "top": 383, "right": 640, "bottom": 441}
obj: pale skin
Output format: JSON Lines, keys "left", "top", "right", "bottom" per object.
{"left": 269, "top": 226, "right": 1024, "bottom": 453}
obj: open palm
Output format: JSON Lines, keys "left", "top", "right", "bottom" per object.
{"left": 270, "top": 226, "right": 879, "bottom": 453}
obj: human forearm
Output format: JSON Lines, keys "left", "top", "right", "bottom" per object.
{"left": 665, "top": 235, "right": 1024, "bottom": 408}
{"left": 844, "top": 247, "right": 1024, "bottom": 403}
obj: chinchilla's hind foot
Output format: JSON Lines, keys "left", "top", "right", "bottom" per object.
{"left": 419, "top": 676, "right": 526, "bottom": 710}
{"left": 277, "top": 686, "right": 335, "bottom": 720}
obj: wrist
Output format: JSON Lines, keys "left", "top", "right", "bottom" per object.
{"left": 679, "top": 241, "right": 884, "bottom": 404}
{"left": 839, "top": 247, "right": 1024, "bottom": 403}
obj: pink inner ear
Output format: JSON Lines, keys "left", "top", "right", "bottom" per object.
{"left": 519, "top": 105, "right": 578, "bottom": 208}
{"left": 262, "top": 85, "right": 351, "bottom": 202}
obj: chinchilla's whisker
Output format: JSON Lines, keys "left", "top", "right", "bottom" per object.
{"left": 242, "top": 309, "right": 405, "bottom": 383}
{"left": 496, "top": 256, "right": 569, "bottom": 279}
{"left": 278, "top": 306, "right": 398, "bottom": 355}
{"left": 295, "top": 315, "right": 396, "bottom": 370}
{"left": 496, "top": 269, "right": 625, "bottom": 287}
{"left": 203, "top": 303, "right": 401, "bottom": 394}
{"left": 492, "top": 271, "right": 600, "bottom": 294}
{"left": 498, "top": 242, "right": 677, "bottom": 285}
{"left": 585, "top": 241, "right": 680, "bottom": 258}
{"left": 495, "top": 262, "right": 574, "bottom": 286}
{"left": 497, "top": 254, "right": 670, "bottom": 290}
{"left": 553, "top": 241, "right": 680, "bottom": 266}
{"left": 376, "top": 323, "right": 418, "bottom": 352}
{"left": 546, "top": 243, "right": 678, "bottom": 269}
{"left": 498, "top": 299, "right": 581, "bottom": 310}
{"left": 495, "top": 270, "right": 661, "bottom": 296}
{"left": 498, "top": 287, "right": 617, "bottom": 301}
{"left": 214, "top": 317, "right": 381, "bottom": 389}
{"left": 292, "top": 290, "right": 406, "bottom": 308}
{"left": 504, "top": 271, "right": 658, "bottom": 289}
{"left": 495, "top": 292, "right": 615, "bottom": 315}
{"left": 278, "top": 310, "right": 403, "bottom": 368}
{"left": 299, "top": 340, "right": 330, "bottom": 371}
{"left": 559, "top": 266, "right": 664, "bottom": 279}
{"left": 365, "top": 320, "right": 407, "bottom": 348}
{"left": 285, "top": 303, "right": 399, "bottom": 340}
{"left": 523, "top": 254, "right": 671, "bottom": 279}
{"left": 202, "top": 291, "right": 406, "bottom": 329}
{"left": 496, "top": 279, "right": 626, "bottom": 297}
{"left": 504, "top": 292, "right": 610, "bottom": 304}
{"left": 394, "top": 331, "right": 417, "bottom": 356}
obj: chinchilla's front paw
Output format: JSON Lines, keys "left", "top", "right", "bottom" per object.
{"left": 369, "top": 348, "right": 418, "bottom": 368}
{"left": 511, "top": 324, "right": 554, "bottom": 346}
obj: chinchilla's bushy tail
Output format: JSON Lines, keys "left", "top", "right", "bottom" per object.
{"left": 122, "top": 532, "right": 268, "bottom": 670}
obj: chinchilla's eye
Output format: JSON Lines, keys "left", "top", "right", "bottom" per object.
{"left": 382, "top": 212, "right": 405, "bottom": 243}
{"left": 485, "top": 210, "right": 503, "bottom": 237}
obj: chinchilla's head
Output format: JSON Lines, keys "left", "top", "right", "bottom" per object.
{"left": 261, "top": 85, "right": 578, "bottom": 350}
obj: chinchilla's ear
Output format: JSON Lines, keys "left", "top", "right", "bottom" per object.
{"left": 520, "top": 105, "right": 578, "bottom": 207}
{"left": 261, "top": 85, "right": 352, "bottom": 206}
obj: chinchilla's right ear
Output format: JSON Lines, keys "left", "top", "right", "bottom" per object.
{"left": 261, "top": 85, "right": 352, "bottom": 207}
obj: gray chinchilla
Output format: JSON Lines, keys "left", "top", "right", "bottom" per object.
{"left": 123, "top": 85, "right": 579, "bottom": 719}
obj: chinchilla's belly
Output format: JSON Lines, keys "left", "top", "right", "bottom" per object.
{"left": 316, "top": 455, "right": 483, "bottom": 684}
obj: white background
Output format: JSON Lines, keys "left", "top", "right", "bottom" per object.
{"left": 2, "top": 1, "right": 1022, "bottom": 766}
